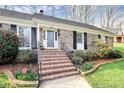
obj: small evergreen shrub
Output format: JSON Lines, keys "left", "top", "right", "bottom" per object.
{"left": 15, "top": 50, "right": 32, "bottom": 63}
{"left": 0, "top": 29, "right": 19, "bottom": 63}
{"left": 108, "top": 50, "right": 123, "bottom": 58}
{"left": 73, "top": 50, "right": 98, "bottom": 62}
{"left": 82, "top": 63, "right": 92, "bottom": 71}
{"left": 71, "top": 56, "right": 83, "bottom": 66}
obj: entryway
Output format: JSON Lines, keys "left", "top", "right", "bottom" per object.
{"left": 43, "top": 28, "right": 58, "bottom": 49}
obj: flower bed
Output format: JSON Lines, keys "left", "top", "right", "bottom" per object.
{"left": 0, "top": 70, "right": 38, "bottom": 88}
{"left": 14, "top": 68, "right": 37, "bottom": 81}
{"left": 0, "top": 64, "right": 38, "bottom": 88}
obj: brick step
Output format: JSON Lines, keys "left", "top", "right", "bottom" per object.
{"left": 40, "top": 67, "right": 76, "bottom": 76}
{"left": 41, "top": 57, "right": 69, "bottom": 61}
{"left": 42, "top": 50, "right": 64, "bottom": 52}
{"left": 41, "top": 55, "right": 67, "bottom": 58}
{"left": 41, "top": 60, "right": 71, "bottom": 65}
{"left": 41, "top": 63, "right": 74, "bottom": 70}
{"left": 40, "top": 71, "right": 79, "bottom": 81}
{"left": 40, "top": 52, "right": 66, "bottom": 55}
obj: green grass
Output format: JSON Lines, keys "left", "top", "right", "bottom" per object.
{"left": 0, "top": 73, "right": 10, "bottom": 88}
{"left": 113, "top": 43, "right": 124, "bottom": 51}
{"left": 85, "top": 60, "right": 124, "bottom": 88}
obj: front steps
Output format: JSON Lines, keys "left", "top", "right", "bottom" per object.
{"left": 39, "top": 49, "right": 79, "bottom": 82}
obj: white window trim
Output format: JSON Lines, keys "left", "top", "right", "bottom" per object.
{"left": 17, "top": 25, "right": 32, "bottom": 50}
{"left": 101, "top": 35, "right": 106, "bottom": 43}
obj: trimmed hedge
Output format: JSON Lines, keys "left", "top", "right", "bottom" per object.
{"left": 0, "top": 29, "right": 19, "bottom": 63}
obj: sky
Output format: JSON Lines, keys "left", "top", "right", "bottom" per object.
{"left": 1, "top": 5, "right": 124, "bottom": 28}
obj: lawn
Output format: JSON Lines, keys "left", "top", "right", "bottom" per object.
{"left": 0, "top": 73, "right": 10, "bottom": 88}
{"left": 85, "top": 60, "right": 124, "bottom": 88}
{"left": 113, "top": 43, "right": 124, "bottom": 51}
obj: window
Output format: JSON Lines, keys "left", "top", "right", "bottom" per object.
{"left": 0, "top": 24, "right": 2, "bottom": 28}
{"left": 105, "top": 36, "right": 108, "bottom": 43}
{"left": 18, "top": 26, "right": 31, "bottom": 48}
{"left": 98, "top": 35, "right": 101, "bottom": 39}
{"left": 101, "top": 35, "right": 106, "bottom": 43}
{"left": 77, "top": 33, "right": 82, "bottom": 43}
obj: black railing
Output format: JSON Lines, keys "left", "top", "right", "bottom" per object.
{"left": 37, "top": 46, "right": 42, "bottom": 87}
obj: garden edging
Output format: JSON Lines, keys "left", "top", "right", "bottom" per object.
{"left": 80, "top": 58, "right": 124, "bottom": 76}
{"left": 0, "top": 70, "right": 38, "bottom": 87}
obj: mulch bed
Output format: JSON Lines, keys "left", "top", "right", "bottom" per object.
{"left": 0, "top": 64, "right": 38, "bottom": 73}
{"left": 92, "top": 58, "right": 118, "bottom": 67}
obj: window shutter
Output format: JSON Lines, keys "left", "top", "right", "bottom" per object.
{"left": 11, "top": 24, "right": 17, "bottom": 33}
{"left": 73, "top": 31, "right": 77, "bottom": 49}
{"left": 31, "top": 27, "right": 37, "bottom": 49}
{"left": 84, "top": 32, "right": 87, "bottom": 49}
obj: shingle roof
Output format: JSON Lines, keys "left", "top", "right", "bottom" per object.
{"left": 0, "top": 8, "right": 32, "bottom": 20}
{"left": 34, "top": 13, "right": 112, "bottom": 34}
{"left": 0, "top": 8, "right": 114, "bottom": 34}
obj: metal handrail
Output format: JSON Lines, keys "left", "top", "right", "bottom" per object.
{"left": 37, "top": 47, "right": 42, "bottom": 87}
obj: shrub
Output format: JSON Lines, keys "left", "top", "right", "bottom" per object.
{"left": 108, "top": 50, "right": 123, "bottom": 58}
{"left": 73, "top": 50, "right": 84, "bottom": 57}
{"left": 98, "top": 47, "right": 112, "bottom": 58}
{"left": 83, "top": 50, "right": 98, "bottom": 61}
{"left": 92, "top": 39, "right": 108, "bottom": 50}
{"left": 82, "top": 63, "right": 92, "bottom": 71}
{"left": 14, "top": 70, "right": 37, "bottom": 81}
{"left": 97, "top": 47, "right": 123, "bottom": 59}
{"left": 15, "top": 50, "right": 32, "bottom": 63}
{"left": 71, "top": 56, "right": 83, "bottom": 66}
{"left": 0, "top": 73, "right": 10, "bottom": 88}
{"left": 73, "top": 50, "right": 98, "bottom": 62}
{"left": 0, "top": 29, "right": 19, "bottom": 63}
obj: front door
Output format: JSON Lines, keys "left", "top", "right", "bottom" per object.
{"left": 43, "top": 29, "right": 58, "bottom": 49}
{"left": 47, "top": 30, "right": 54, "bottom": 48}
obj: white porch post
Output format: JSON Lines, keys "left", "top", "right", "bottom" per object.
{"left": 37, "top": 24, "right": 40, "bottom": 64}
{"left": 37, "top": 24, "right": 40, "bottom": 47}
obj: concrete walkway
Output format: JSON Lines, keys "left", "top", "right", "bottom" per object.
{"left": 39, "top": 75, "right": 91, "bottom": 88}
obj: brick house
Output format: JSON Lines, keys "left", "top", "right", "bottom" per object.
{"left": 0, "top": 8, "right": 114, "bottom": 51}
{"left": 0, "top": 8, "right": 115, "bottom": 81}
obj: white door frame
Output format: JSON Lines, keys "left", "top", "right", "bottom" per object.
{"left": 43, "top": 28, "right": 58, "bottom": 49}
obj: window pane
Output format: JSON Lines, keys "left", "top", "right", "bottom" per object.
{"left": 77, "top": 33, "right": 82, "bottom": 43}
{"left": 18, "top": 26, "right": 30, "bottom": 47}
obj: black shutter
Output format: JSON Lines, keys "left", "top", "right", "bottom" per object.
{"left": 11, "top": 24, "right": 17, "bottom": 33}
{"left": 84, "top": 32, "right": 87, "bottom": 49}
{"left": 31, "top": 27, "right": 37, "bottom": 49}
{"left": 73, "top": 31, "right": 77, "bottom": 49}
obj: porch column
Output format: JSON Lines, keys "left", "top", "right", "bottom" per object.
{"left": 37, "top": 24, "right": 40, "bottom": 46}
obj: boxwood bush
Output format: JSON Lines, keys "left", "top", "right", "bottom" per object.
{"left": 82, "top": 63, "right": 92, "bottom": 71}
{"left": 0, "top": 29, "right": 19, "bottom": 63}
{"left": 15, "top": 50, "right": 32, "bottom": 63}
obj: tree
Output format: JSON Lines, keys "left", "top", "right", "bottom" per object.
{"left": 99, "top": 6, "right": 124, "bottom": 30}
{"left": 67, "top": 5, "right": 97, "bottom": 24}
